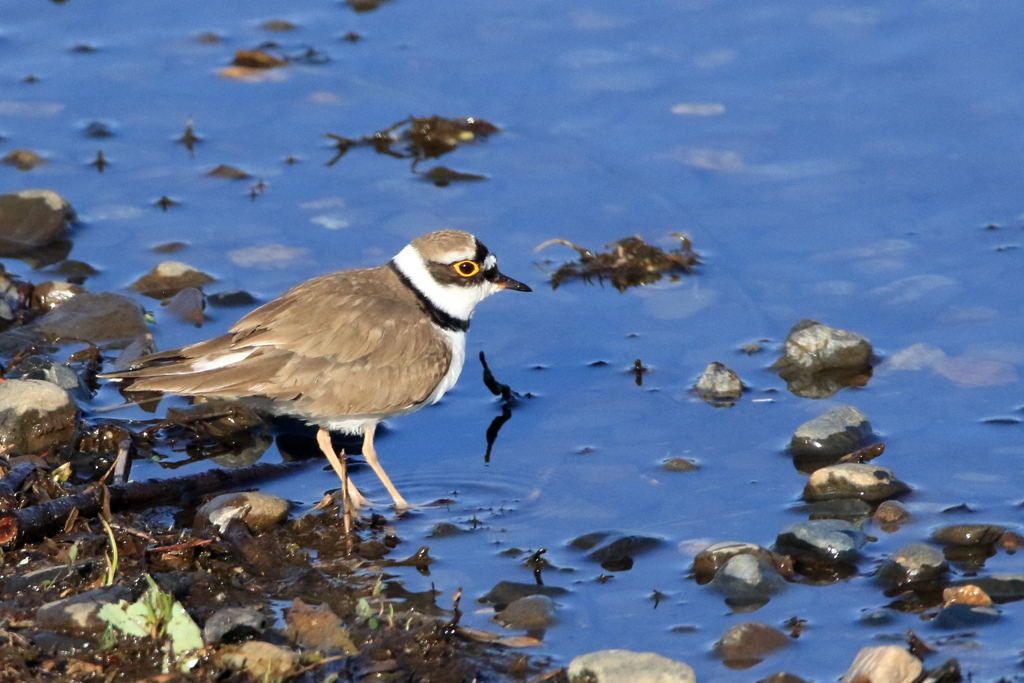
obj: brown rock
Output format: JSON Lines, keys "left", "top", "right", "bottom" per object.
{"left": 284, "top": 599, "right": 357, "bottom": 654}
{"left": 0, "top": 379, "right": 78, "bottom": 455}
{"left": 942, "top": 584, "right": 993, "bottom": 608}
{"left": 712, "top": 622, "right": 789, "bottom": 669}
{"left": 129, "top": 261, "right": 215, "bottom": 299}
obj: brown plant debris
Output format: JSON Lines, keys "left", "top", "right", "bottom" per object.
{"left": 325, "top": 116, "right": 499, "bottom": 178}
{"left": 536, "top": 234, "right": 700, "bottom": 291}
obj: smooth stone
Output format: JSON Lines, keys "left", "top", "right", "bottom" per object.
{"left": 877, "top": 543, "right": 948, "bottom": 590}
{"left": 428, "top": 522, "right": 467, "bottom": 538}
{"left": 569, "top": 531, "right": 611, "bottom": 550}
{"left": 0, "top": 378, "right": 78, "bottom": 455}
{"left": 163, "top": 286, "right": 206, "bottom": 324}
{"left": 800, "top": 498, "right": 873, "bottom": 521}
{"left": 494, "top": 594, "right": 557, "bottom": 629}
{"left": 35, "top": 586, "right": 132, "bottom": 636}
{"left": 479, "top": 581, "right": 568, "bottom": 611}
{"left": 804, "top": 463, "right": 909, "bottom": 502}
{"left": 196, "top": 492, "right": 289, "bottom": 534}
{"left": 711, "top": 555, "right": 786, "bottom": 599}
{"left": 874, "top": 500, "right": 911, "bottom": 525}
{"left": 949, "top": 575, "right": 1024, "bottom": 603}
{"left": 587, "top": 535, "right": 662, "bottom": 571}
{"left": 129, "top": 261, "right": 215, "bottom": 299}
{"left": 693, "top": 542, "right": 783, "bottom": 584}
{"left": 779, "top": 320, "right": 873, "bottom": 371}
{"left": 775, "top": 520, "right": 866, "bottom": 563}
{"left": 219, "top": 641, "right": 297, "bottom": 680}
{"left": 790, "top": 405, "right": 873, "bottom": 458}
{"left": 207, "top": 290, "right": 256, "bottom": 307}
{"left": 5, "top": 355, "right": 91, "bottom": 401}
{"left": 695, "top": 361, "right": 742, "bottom": 404}
{"left": 933, "top": 603, "right": 1001, "bottom": 629}
{"left": 0, "top": 189, "right": 74, "bottom": 255}
{"left": 942, "top": 584, "right": 993, "bottom": 608}
{"left": 202, "top": 606, "right": 266, "bottom": 645}
{"left": 931, "top": 524, "right": 1007, "bottom": 546}
{"left": 840, "top": 645, "right": 922, "bottom": 683}
{"left": 712, "top": 622, "right": 789, "bottom": 669}
{"left": 32, "top": 292, "right": 148, "bottom": 347}
{"left": 568, "top": 649, "right": 695, "bottom": 683}
{"left": 31, "top": 281, "right": 84, "bottom": 312}
{"left": 663, "top": 457, "right": 698, "bottom": 472}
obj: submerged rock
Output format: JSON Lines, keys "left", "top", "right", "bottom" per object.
{"left": 931, "top": 524, "right": 1007, "bottom": 546}
{"left": 874, "top": 500, "right": 911, "bottom": 528}
{"left": 711, "top": 554, "right": 786, "bottom": 602}
{"left": 948, "top": 575, "right": 1024, "bottom": 603}
{"left": 479, "top": 581, "right": 568, "bottom": 611}
{"left": 712, "top": 622, "right": 789, "bottom": 669}
{"left": 203, "top": 606, "right": 267, "bottom": 645}
{"left": 5, "top": 356, "right": 91, "bottom": 402}
{"left": 31, "top": 292, "right": 148, "bottom": 348}
{"left": 0, "top": 379, "right": 78, "bottom": 455}
{"left": 494, "top": 594, "right": 557, "bottom": 629}
{"left": 568, "top": 649, "right": 695, "bottom": 683}
{"left": 790, "top": 406, "right": 873, "bottom": 460}
{"left": 777, "top": 320, "right": 873, "bottom": 372}
{"left": 0, "top": 189, "right": 74, "bottom": 256}
{"left": 804, "top": 463, "right": 909, "bottom": 503}
{"left": 692, "top": 541, "right": 792, "bottom": 585}
{"left": 840, "top": 645, "right": 922, "bottom": 683}
{"left": 877, "top": 543, "right": 948, "bottom": 590}
{"left": 129, "top": 261, "right": 215, "bottom": 299}
{"left": 695, "top": 362, "right": 743, "bottom": 406}
{"left": 800, "top": 498, "right": 873, "bottom": 522}
{"left": 775, "top": 519, "right": 866, "bottom": 563}
{"left": 31, "top": 281, "right": 84, "bottom": 312}
{"left": 284, "top": 599, "right": 357, "bottom": 654}
{"left": 586, "top": 535, "right": 662, "bottom": 572}
{"left": 933, "top": 603, "right": 1000, "bottom": 629}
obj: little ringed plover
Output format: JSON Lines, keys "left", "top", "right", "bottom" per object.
{"left": 102, "top": 230, "right": 531, "bottom": 509}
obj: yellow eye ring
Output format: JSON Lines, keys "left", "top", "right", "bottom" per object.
{"left": 453, "top": 260, "right": 480, "bottom": 277}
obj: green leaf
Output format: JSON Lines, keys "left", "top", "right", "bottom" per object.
{"left": 98, "top": 600, "right": 150, "bottom": 638}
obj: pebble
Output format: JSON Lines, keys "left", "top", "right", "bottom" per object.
{"left": 5, "top": 355, "right": 92, "bottom": 402}
{"left": 840, "top": 645, "right": 922, "bottom": 683}
{"left": 32, "top": 292, "right": 149, "bottom": 347}
{"left": 942, "top": 584, "right": 993, "bottom": 608}
{"left": 568, "top": 649, "right": 695, "bottom": 683}
{"left": 692, "top": 542, "right": 791, "bottom": 584}
{"left": 930, "top": 524, "right": 1007, "bottom": 546}
{"left": 2, "top": 150, "right": 45, "bottom": 171}
{"left": 35, "top": 586, "right": 133, "bottom": 636}
{"left": 30, "top": 281, "right": 84, "bottom": 312}
{"left": 790, "top": 405, "right": 873, "bottom": 459}
{"left": 876, "top": 543, "right": 948, "bottom": 590}
{"left": 202, "top": 606, "right": 267, "bottom": 645}
{"left": 0, "top": 189, "right": 74, "bottom": 255}
{"left": 218, "top": 641, "right": 297, "bottom": 680}
{"left": 284, "top": 599, "right": 357, "bottom": 654}
{"left": 804, "top": 463, "right": 909, "bottom": 503}
{"left": 777, "top": 320, "right": 873, "bottom": 371}
{"left": 494, "top": 594, "right": 557, "bottom": 629}
{"left": 586, "top": 535, "right": 662, "bottom": 572}
{"left": 874, "top": 500, "right": 911, "bottom": 526}
{"left": 663, "top": 457, "right": 698, "bottom": 472}
{"left": 163, "top": 287, "right": 207, "bottom": 324}
{"left": 0, "top": 379, "right": 78, "bottom": 455}
{"left": 711, "top": 554, "right": 786, "bottom": 600}
{"left": 694, "top": 362, "right": 743, "bottom": 405}
{"left": 129, "top": 261, "right": 215, "bottom": 299}
{"left": 775, "top": 519, "right": 866, "bottom": 563}
{"left": 196, "top": 492, "right": 289, "bottom": 534}
{"left": 801, "top": 498, "right": 873, "bottom": 521}
{"left": 479, "top": 581, "right": 568, "bottom": 611}
{"left": 712, "top": 622, "right": 789, "bottom": 669}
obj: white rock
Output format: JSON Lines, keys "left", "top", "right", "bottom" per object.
{"left": 568, "top": 649, "right": 695, "bottom": 683}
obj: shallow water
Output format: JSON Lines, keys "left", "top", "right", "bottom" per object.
{"left": 4, "top": 0, "right": 1024, "bottom": 679}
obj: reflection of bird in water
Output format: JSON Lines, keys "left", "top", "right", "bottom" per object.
{"left": 103, "top": 230, "right": 531, "bottom": 509}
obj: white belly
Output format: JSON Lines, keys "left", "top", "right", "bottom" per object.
{"left": 427, "top": 329, "right": 466, "bottom": 405}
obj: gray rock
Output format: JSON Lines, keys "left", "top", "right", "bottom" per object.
{"left": 5, "top": 356, "right": 91, "bottom": 401}
{"left": 203, "top": 606, "right": 267, "bottom": 645}
{"left": 2, "top": 563, "right": 89, "bottom": 595}
{"left": 0, "top": 189, "right": 74, "bottom": 256}
{"left": 35, "top": 586, "right": 132, "bottom": 636}
{"left": 804, "top": 463, "right": 909, "bottom": 502}
{"left": 775, "top": 520, "right": 867, "bottom": 563}
{"left": 840, "top": 645, "right": 922, "bottom": 683}
{"left": 933, "top": 603, "right": 1000, "bottom": 629}
{"left": 129, "top": 261, "right": 215, "bottom": 299}
{"left": 0, "top": 379, "right": 78, "bottom": 455}
{"left": 695, "top": 362, "right": 742, "bottom": 405}
{"left": 800, "top": 498, "right": 873, "bottom": 521}
{"left": 428, "top": 522, "right": 467, "bottom": 538}
{"left": 779, "top": 320, "right": 872, "bottom": 371}
{"left": 712, "top": 622, "right": 789, "bottom": 668}
{"left": 711, "top": 554, "right": 786, "bottom": 600}
{"left": 692, "top": 542, "right": 790, "bottom": 584}
{"left": 790, "top": 405, "right": 873, "bottom": 458}
{"left": 164, "top": 287, "right": 207, "bottom": 324}
{"left": 931, "top": 524, "right": 1008, "bottom": 546}
{"left": 877, "top": 543, "right": 948, "bottom": 590}
{"left": 494, "top": 595, "right": 557, "bottom": 629}
{"left": 32, "top": 292, "right": 149, "bottom": 348}
{"left": 196, "top": 492, "right": 289, "bottom": 534}
{"left": 32, "top": 631, "right": 95, "bottom": 656}
{"left": 207, "top": 290, "right": 257, "bottom": 308}
{"left": 479, "top": 581, "right": 568, "bottom": 611}
{"left": 568, "top": 649, "right": 695, "bottom": 683}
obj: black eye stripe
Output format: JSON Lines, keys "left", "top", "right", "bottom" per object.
{"left": 473, "top": 239, "right": 489, "bottom": 263}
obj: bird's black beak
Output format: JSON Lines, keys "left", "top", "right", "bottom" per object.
{"left": 492, "top": 270, "right": 532, "bottom": 292}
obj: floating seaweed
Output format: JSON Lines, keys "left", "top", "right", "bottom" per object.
{"left": 325, "top": 116, "right": 498, "bottom": 183}
{"left": 536, "top": 234, "right": 700, "bottom": 291}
